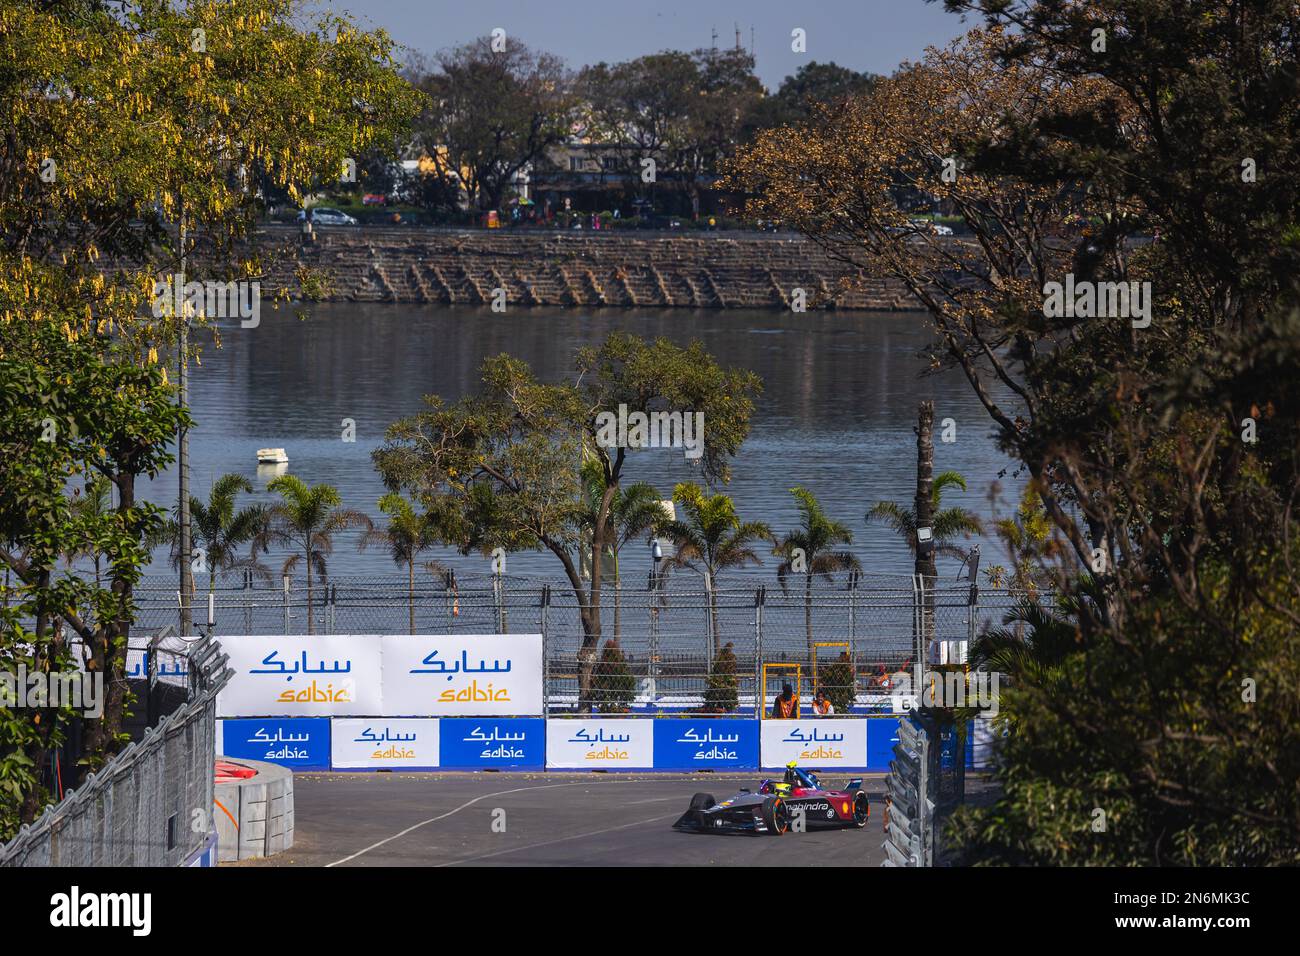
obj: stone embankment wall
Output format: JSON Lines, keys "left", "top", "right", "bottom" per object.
{"left": 259, "top": 227, "right": 917, "bottom": 309}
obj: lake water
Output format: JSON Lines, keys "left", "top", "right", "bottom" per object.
{"left": 139, "top": 304, "right": 1025, "bottom": 584}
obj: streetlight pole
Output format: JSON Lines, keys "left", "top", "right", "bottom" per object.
{"left": 178, "top": 203, "right": 193, "bottom": 635}
{"left": 649, "top": 539, "right": 662, "bottom": 704}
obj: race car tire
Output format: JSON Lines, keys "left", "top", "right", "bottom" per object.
{"left": 761, "top": 796, "right": 790, "bottom": 836}
{"left": 685, "top": 793, "right": 718, "bottom": 831}
{"left": 851, "top": 791, "right": 870, "bottom": 828}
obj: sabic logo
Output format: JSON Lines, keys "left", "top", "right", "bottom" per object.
{"left": 50, "top": 886, "right": 151, "bottom": 936}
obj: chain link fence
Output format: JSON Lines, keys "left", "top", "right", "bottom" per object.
{"left": 127, "top": 570, "right": 1048, "bottom": 714}
{"left": 0, "top": 636, "right": 233, "bottom": 867}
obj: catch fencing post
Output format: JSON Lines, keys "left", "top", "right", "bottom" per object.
{"left": 848, "top": 569, "right": 859, "bottom": 701}
{"left": 753, "top": 586, "right": 765, "bottom": 719}
{"left": 912, "top": 573, "right": 925, "bottom": 697}
{"left": 540, "top": 585, "right": 551, "bottom": 718}
{"left": 283, "top": 574, "right": 291, "bottom": 634}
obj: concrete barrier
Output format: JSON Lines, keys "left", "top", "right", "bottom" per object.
{"left": 213, "top": 757, "right": 295, "bottom": 863}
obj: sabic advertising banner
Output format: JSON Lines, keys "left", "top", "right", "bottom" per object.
{"left": 332, "top": 718, "right": 439, "bottom": 769}
{"left": 380, "top": 634, "right": 543, "bottom": 717}
{"left": 760, "top": 719, "right": 869, "bottom": 769}
{"left": 546, "top": 718, "right": 654, "bottom": 769}
{"left": 652, "top": 719, "right": 759, "bottom": 770}
{"left": 866, "top": 717, "right": 902, "bottom": 772}
{"left": 439, "top": 718, "right": 546, "bottom": 769}
{"left": 218, "top": 637, "right": 384, "bottom": 717}
{"left": 219, "top": 717, "right": 332, "bottom": 770}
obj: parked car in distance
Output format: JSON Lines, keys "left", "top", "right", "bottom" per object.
{"left": 908, "top": 217, "right": 954, "bottom": 236}
{"left": 297, "top": 207, "right": 358, "bottom": 226}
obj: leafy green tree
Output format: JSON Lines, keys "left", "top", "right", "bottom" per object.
{"left": 659, "top": 482, "right": 772, "bottom": 657}
{"left": 0, "top": 303, "right": 184, "bottom": 821}
{"left": 579, "top": 52, "right": 698, "bottom": 209}
{"left": 702, "top": 641, "right": 739, "bottom": 713}
{"left": 737, "top": 3, "right": 1300, "bottom": 862}
{"left": 982, "top": 482, "right": 1060, "bottom": 601}
{"left": 817, "top": 651, "right": 856, "bottom": 715}
{"left": 411, "top": 36, "right": 574, "bottom": 211}
{"left": 373, "top": 333, "right": 760, "bottom": 711}
{"left": 773, "top": 486, "right": 861, "bottom": 660}
{"left": 592, "top": 640, "right": 636, "bottom": 714}
{"left": 361, "top": 492, "right": 443, "bottom": 634}
{"left": 580, "top": 47, "right": 762, "bottom": 216}
{"left": 0, "top": 0, "right": 419, "bottom": 794}
{"left": 259, "top": 476, "right": 372, "bottom": 634}
{"left": 743, "top": 61, "right": 879, "bottom": 139}
{"left": 66, "top": 475, "right": 114, "bottom": 587}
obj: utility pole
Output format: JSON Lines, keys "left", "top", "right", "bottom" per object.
{"left": 914, "top": 400, "right": 935, "bottom": 667}
{"left": 178, "top": 203, "right": 193, "bottom": 635}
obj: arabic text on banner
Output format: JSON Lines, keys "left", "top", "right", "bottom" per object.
{"left": 217, "top": 636, "right": 384, "bottom": 717}
{"left": 331, "top": 718, "right": 439, "bottom": 768}
{"left": 759, "top": 719, "right": 869, "bottom": 768}
{"left": 545, "top": 718, "right": 654, "bottom": 768}
{"left": 379, "top": 635, "right": 543, "bottom": 716}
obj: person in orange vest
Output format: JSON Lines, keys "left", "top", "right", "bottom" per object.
{"left": 811, "top": 689, "right": 835, "bottom": 715}
{"left": 771, "top": 682, "right": 798, "bottom": 718}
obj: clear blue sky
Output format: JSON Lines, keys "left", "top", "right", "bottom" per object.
{"left": 327, "top": 0, "right": 973, "bottom": 89}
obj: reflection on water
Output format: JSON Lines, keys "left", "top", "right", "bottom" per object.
{"left": 141, "top": 304, "right": 1025, "bottom": 581}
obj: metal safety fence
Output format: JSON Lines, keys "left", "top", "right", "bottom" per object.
{"left": 0, "top": 636, "right": 233, "bottom": 867}
{"left": 127, "top": 571, "right": 1048, "bottom": 715}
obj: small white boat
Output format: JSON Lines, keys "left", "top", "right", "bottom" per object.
{"left": 256, "top": 447, "right": 289, "bottom": 464}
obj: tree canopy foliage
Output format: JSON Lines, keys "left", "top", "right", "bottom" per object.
{"left": 732, "top": 0, "right": 1300, "bottom": 863}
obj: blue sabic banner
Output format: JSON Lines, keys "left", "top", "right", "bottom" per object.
{"left": 652, "top": 718, "right": 760, "bottom": 770}
{"left": 220, "top": 717, "right": 332, "bottom": 770}
{"left": 439, "top": 717, "right": 546, "bottom": 769}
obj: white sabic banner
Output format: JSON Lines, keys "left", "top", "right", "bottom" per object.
{"left": 760, "top": 719, "right": 869, "bottom": 768}
{"left": 380, "top": 635, "right": 543, "bottom": 716}
{"left": 332, "top": 718, "right": 439, "bottom": 769}
{"left": 545, "top": 718, "right": 654, "bottom": 768}
{"left": 217, "top": 634, "right": 544, "bottom": 718}
{"left": 218, "top": 636, "right": 383, "bottom": 718}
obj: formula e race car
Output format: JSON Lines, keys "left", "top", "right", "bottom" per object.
{"left": 672, "top": 763, "right": 870, "bottom": 835}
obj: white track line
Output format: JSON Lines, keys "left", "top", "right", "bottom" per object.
{"left": 624, "top": 795, "right": 686, "bottom": 805}
{"left": 437, "top": 811, "right": 680, "bottom": 867}
{"left": 326, "top": 783, "right": 584, "bottom": 867}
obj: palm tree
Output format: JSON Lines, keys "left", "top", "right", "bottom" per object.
{"left": 970, "top": 598, "right": 1078, "bottom": 688}
{"left": 773, "top": 487, "right": 861, "bottom": 661}
{"left": 186, "top": 474, "right": 271, "bottom": 595}
{"left": 258, "top": 475, "right": 372, "bottom": 634}
{"left": 868, "top": 468, "right": 983, "bottom": 663}
{"left": 867, "top": 470, "right": 984, "bottom": 561}
{"left": 152, "top": 474, "right": 270, "bottom": 603}
{"left": 659, "top": 481, "right": 773, "bottom": 656}
{"left": 361, "top": 492, "right": 442, "bottom": 634}
{"left": 968, "top": 590, "right": 1092, "bottom": 728}
{"left": 579, "top": 461, "right": 664, "bottom": 641}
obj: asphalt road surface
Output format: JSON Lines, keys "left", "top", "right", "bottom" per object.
{"left": 237, "top": 772, "right": 888, "bottom": 867}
